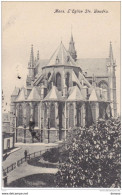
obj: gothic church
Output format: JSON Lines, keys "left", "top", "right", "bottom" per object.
{"left": 10, "top": 34, "right": 117, "bottom": 143}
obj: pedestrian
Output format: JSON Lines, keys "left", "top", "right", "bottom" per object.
{"left": 24, "top": 150, "right": 27, "bottom": 161}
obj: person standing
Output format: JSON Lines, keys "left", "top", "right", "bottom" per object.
{"left": 24, "top": 150, "right": 27, "bottom": 161}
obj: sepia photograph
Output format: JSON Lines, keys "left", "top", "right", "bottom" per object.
{"left": 1, "top": 1, "right": 121, "bottom": 191}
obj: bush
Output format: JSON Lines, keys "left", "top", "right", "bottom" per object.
{"left": 42, "top": 148, "right": 60, "bottom": 163}
{"left": 55, "top": 118, "right": 121, "bottom": 188}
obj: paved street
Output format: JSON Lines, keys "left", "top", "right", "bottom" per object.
{"left": 7, "top": 162, "right": 58, "bottom": 184}
{"left": 3, "top": 142, "right": 58, "bottom": 169}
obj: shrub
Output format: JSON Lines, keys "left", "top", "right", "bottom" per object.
{"left": 42, "top": 148, "right": 60, "bottom": 163}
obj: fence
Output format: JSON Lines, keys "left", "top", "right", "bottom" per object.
{"left": 27, "top": 150, "right": 42, "bottom": 160}
{"left": 17, "top": 157, "right": 26, "bottom": 167}
{"left": 3, "top": 162, "right": 16, "bottom": 175}
{"left": 3, "top": 147, "right": 56, "bottom": 175}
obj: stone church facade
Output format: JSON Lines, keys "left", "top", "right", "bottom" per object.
{"left": 10, "top": 34, "right": 117, "bottom": 143}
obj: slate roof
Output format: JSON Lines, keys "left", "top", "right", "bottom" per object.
{"left": 35, "top": 58, "right": 108, "bottom": 78}
{"left": 44, "top": 86, "right": 63, "bottom": 101}
{"left": 67, "top": 86, "right": 85, "bottom": 101}
{"left": 89, "top": 88, "right": 101, "bottom": 102}
{"left": 45, "top": 42, "right": 77, "bottom": 67}
{"left": 76, "top": 58, "right": 108, "bottom": 77}
{"left": 16, "top": 87, "right": 27, "bottom": 102}
{"left": 27, "top": 86, "right": 41, "bottom": 101}
{"left": 36, "top": 59, "right": 49, "bottom": 74}
{"left": 11, "top": 87, "right": 20, "bottom": 96}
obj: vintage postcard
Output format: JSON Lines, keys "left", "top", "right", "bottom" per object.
{"left": 1, "top": 1, "right": 121, "bottom": 194}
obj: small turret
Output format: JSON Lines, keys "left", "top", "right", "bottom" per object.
{"left": 69, "top": 33, "right": 77, "bottom": 61}
{"left": 27, "top": 45, "right": 36, "bottom": 86}
{"left": 28, "top": 44, "right": 34, "bottom": 68}
{"left": 107, "top": 42, "right": 117, "bottom": 117}
{"left": 37, "top": 50, "right": 39, "bottom": 61}
{"left": 108, "top": 41, "right": 116, "bottom": 67}
{"left": 109, "top": 41, "right": 114, "bottom": 64}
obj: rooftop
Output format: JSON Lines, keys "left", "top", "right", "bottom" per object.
{"left": 44, "top": 42, "right": 77, "bottom": 67}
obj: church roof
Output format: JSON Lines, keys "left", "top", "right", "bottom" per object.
{"left": 45, "top": 42, "right": 77, "bottom": 67}
{"left": 35, "top": 58, "right": 108, "bottom": 79}
{"left": 89, "top": 88, "right": 101, "bottom": 102}
{"left": 36, "top": 59, "right": 49, "bottom": 73}
{"left": 67, "top": 86, "right": 85, "bottom": 101}
{"left": 27, "top": 86, "right": 41, "bottom": 101}
{"left": 11, "top": 87, "right": 20, "bottom": 96}
{"left": 77, "top": 58, "right": 108, "bottom": 77}
{"left": 69, "top": 33, "right": 76, "bottom": 54}
{"left": 16, "top": 87, "right": 27, "bottom": 102}
{"left": 43, "top": 85, "right": 63, "bottom": 101}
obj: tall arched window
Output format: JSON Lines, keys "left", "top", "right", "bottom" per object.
{"left": 48, "top": 72, "right": 51, "bottom": 79}
{"left": 18, "top": 104, "right": 23, "bottom": 126}
{"left": 65, "top": 72, "right": 70, "bottom": 89}
{"left": 50, "top": 103, "right": 55, "bottom": 128}
{"left": 26, "top": 103, "right": 31, "bottom": 126}
{"left": 98, "top": 81, "right": 109, "bottom": 100}
{"left": 33, "top": 103, "right": 38, "bottom": 127}
{"left": 44, "top": 103, "right": 47, "bottom": 128}
{"left": 77, "top": 103, "right": 81, "bottom": 127}
{"left": 56, "top": 72, "right": 61, "bottom": 91}
{"left": 69, "top": 103, "right": 74, "bottom": 128}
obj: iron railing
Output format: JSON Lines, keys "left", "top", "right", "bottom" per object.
{"left": 3, "top": 146, "right": 57, "bottom": 175}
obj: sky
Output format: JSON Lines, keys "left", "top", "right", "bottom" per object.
{"left": 2, "top": 1, "right": 120, "bottom": 114}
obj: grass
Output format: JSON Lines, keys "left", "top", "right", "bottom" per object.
{"left": 28, "top": 156, "right": 58, "bottom": 168}
{"left": 7, "top": 173, "right": 56, "bottom": 187}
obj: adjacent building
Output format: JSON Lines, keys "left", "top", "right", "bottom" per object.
{"left": 2, "top": 113, "right": 15, "bottom": 153}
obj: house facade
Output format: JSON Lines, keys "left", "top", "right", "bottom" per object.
{"left": 10, "top": 34, "right": 117, "bottom": 143}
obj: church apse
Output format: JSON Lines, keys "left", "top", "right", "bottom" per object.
{"left": 10, "top": 36, "right": 117, "bottom": 143}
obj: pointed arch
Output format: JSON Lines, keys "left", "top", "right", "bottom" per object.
{"left": 69, "top": 103, "right": 74, "bottom": 128}
{"left": 33, "top": 103, "right": 38, "bottom": 127}
{"left": 98, "top": 80, "right": 109, "bottom": 100}
{"left": 56, "top": 72, "right": 61, "bottom": 91}
{"left": 98, "top": 80, "right": 108, "bottom": 88}
{"left": 76, "top": 102, "right": 81, "bottom": 127}
{"left": 50, "top": 103, "right": 55, "bottom": 128}
{"left": 26, "top": 103, "right": 31, "bottom": 126}
{"left": 48, "top": 72, "right": 51, "bottom": 79}
{"left": 17, "top": 104, "right": 23, "bottom": 126}
{"left": 44, "top": 103, "right": 47, "bottom": 128}
{"left": 65, "top": 72, "right": 70, "bottom": 89}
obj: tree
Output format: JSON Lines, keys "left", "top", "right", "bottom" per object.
{"left": 55, "top": 118, "right": 121, "bottom": 188}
